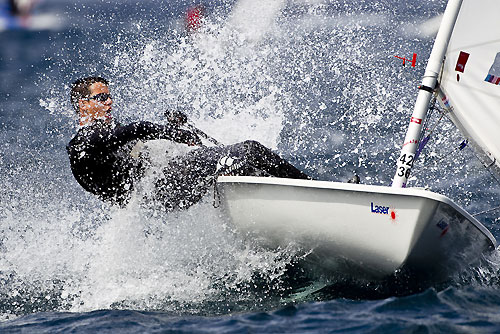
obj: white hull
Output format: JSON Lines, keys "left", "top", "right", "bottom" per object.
{"left": 218, "top": 176, "right": 496, "bottom": 282}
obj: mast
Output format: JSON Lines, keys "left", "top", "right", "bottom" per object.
{"left": 392, "top": 0, "right": 463, "bottom": 188}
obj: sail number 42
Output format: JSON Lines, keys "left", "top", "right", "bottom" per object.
{"left": 397, "top": 153, "right": 414, "bottom": 178}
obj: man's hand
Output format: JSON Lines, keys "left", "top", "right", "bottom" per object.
{"left": 165, "top": 110, "right": 188, "bottom": 126}
{"left": 187, "top": 132, "right": 202, "bottom": 146}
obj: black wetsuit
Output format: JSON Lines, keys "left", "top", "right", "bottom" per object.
{"left": 153, "top": 140, "right": 310, "bottom": 210}
{"left": 67, "top": 119, "right": 309, "bottom": 210}
{"left": 67, "top": 119, "right": 200, "bottom": 204}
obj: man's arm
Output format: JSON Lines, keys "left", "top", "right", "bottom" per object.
{"left": 108, "top": 121, "right": 201, "bottom": 149}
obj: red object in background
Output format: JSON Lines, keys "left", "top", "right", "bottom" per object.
{"left": 455, "top": 51, "right": 470, "bottom": 73}
{"left": 186, "top": 6, "right": 204, "bottom": 33}
{"left": 394, "top": 53, "right": 417, "bottom": 67}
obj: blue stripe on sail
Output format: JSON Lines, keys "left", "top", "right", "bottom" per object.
{"left": 485, "top": 74, "right": 500, "bottom": 85}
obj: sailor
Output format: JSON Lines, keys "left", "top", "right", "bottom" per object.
{"left": 0, "top": 0, "right": 36, "bottom": 30}
{"left": 8, "top": 0, "right": 22, "bottom": 16}
{"left": 7, "top": 0, "right": 34, "bottom": 19}
{"left": 67, "top": 76, "right": 310, "bottom": 210}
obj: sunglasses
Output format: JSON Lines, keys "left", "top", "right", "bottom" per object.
{"left": 87, "top": 93, "right": 112, "bottom": 102}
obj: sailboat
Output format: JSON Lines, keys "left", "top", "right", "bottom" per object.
{"left": 216, "top": 0, "right": 499, "bottom": 283}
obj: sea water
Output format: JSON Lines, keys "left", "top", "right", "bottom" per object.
{"left": 1, "top": 0, "right": 500, "bottom": 333}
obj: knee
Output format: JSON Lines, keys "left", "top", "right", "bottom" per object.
{"left": 242, "top": 140, "right": 263, "bottom": 153}
{"left": 242, "top": 139, "right": 259, "bottom": 146}
{"left": 225, "top": 140, "right": 265, "bottom": 161}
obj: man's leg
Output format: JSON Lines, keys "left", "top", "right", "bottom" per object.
{"left": 223, "top": 140, "right": 310, "bottom": 180}
{"left": 153, "top": 141, "right": 309, "bottom": 211}
{"left": 153, "top": 146, "right": 223, "bottom": 211}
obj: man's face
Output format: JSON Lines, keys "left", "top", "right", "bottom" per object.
{"left": 79, "top": 82, "right": 113, "bottom": 118}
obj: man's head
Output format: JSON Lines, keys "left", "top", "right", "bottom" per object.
{"left": 71, "top": 76, "right": 113, "bottom": 124}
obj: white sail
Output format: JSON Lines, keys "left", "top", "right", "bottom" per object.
{"left": 438, "top": 0, "right": 500, "bottom": 172}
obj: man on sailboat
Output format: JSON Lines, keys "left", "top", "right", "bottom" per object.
{"left": 66, "top": 76, "right": 309, "bottom": 210}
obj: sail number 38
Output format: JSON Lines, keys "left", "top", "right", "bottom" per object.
{"left": 397, "top": 153, "right": 414, "bottom": 178}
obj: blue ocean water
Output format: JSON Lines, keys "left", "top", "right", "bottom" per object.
{"left": 1, "top": 0, "right": 500, "bottom": 333}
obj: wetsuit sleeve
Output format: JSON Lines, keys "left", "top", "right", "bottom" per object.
{"left": 107, "top": 121, "right": 201, "bottom": 150}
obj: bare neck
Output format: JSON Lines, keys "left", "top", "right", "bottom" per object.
{"left": 79, "top": 112, "right": 111, "bottom": 127}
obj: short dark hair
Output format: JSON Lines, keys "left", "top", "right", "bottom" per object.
{"left": 70, "top": 76, "right": 109, "bottom": 112}
{"left": 8, "top": 0, "right": 21, "bottom": 15}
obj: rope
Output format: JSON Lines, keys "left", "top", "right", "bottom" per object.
{"left": 185, "top": 123, "right": 224, "bottom": 147}
{"left": 213, "top": 178, "right": 221, "bottom": 208}
{"left": 471, "top": 150, "right": 500, "bottom": 188}
{"left": 473, "top": 205, "right": 500, "bottom": 217}
{"left": 411, "top": 95, "right": 445, "bottom": 167}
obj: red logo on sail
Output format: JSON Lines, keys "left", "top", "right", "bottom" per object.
{"left": 455, "top": 51, "right": 470, "bottom": 73}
